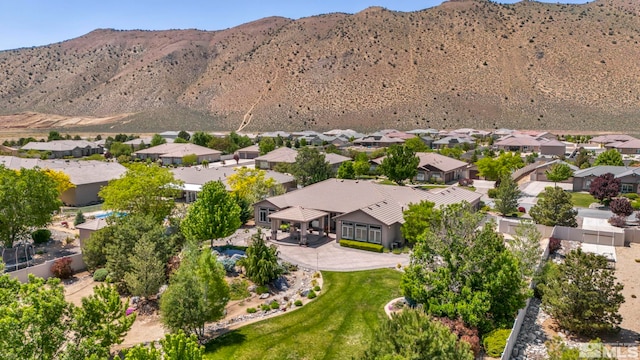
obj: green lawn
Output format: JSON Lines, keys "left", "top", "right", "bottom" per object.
{"left": 420, "top": 184, "right": 448, "bottom": 190}
{"left": 569, "top": 192, "right": 598, "bottom": 208}
{"left": 204, "top": 269, "right": 402, "bottom": 360}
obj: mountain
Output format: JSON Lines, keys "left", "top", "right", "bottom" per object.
{"left": 0, "top": 0, "right": 639, "bottom": 132}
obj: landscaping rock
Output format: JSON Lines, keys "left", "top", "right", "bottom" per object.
{"left": 273, "top": 276, "right": 289, "bottom": 291}
{"left": 248, "top": 285, "right": 257, "bottom": 293}
{"left": 156, "top": 285, "right": 168, "bottom": 298}
{"left": 259, "top": 293, "right": 270, "bottom": 299}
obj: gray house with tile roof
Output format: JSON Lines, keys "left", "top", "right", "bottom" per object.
{"left": 254, "top": 179, "right": 481, "bottom": 249}
{"left": 572, "top": 166, "right": 640, "bottom": 193}
{"left": 21, "top": 140, "right": 103, "bottom": 158}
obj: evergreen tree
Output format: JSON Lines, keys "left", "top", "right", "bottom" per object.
{"left": 545, "top": 163, "right": 574, "bottom": 185}
{"left": 529, "top": 186, "right": 578, "bottom": 227}
{"left": 336, "top": 161, "right": 355, "bottom": 179}
{"left": 291, "top": 147, "right": 333, "bottom": 187}
{"left": 124, "top": 236, "right": 166, "bottom": 300}
{"left": 494, "top": 175, "right": 521, "bottom": 216}
{"left": 593, "top": 149, "right": 623, "bottom": 166}
{"left": 239, "top": 229, "right": 282, "bottom": 286}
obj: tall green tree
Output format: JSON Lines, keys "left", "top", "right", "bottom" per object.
{"left": 191, "top": 131, "right": 213, "bottom": 147}
{"left": 258, "top": 137, "right": 276, "bottom": 155}
{"left": 353, "top": 152, "right": 371, "bottom": 177}
{"left": 336, "top": 161, "right": 355, "bottom": 179}
{"left": 0, "top": 274, "right": 134, "bottom": 360}
{"left": 99, "top": 163, "right": 182, "bottom": 222}
{"left": 509, "top": 221, "right": 543, "bottom": 277}
{"left": 124, "top": 330, "right": 204, "bottom": 360}
{"left": 404, "top": 137, "right": 429, "bottom": 153}
{"left": 160, "top": 245, "right": 229, "bottom": 340}
{"left": 545, "top": 163, "right": 574, "bottom": 186}
{"left": 593, "top": 149, "right": 624, "bottom": 166}
{"left": 48, "top": 131, "right": 63, "bottom": 141}
{"left": 177, "top": 131, "right": 191, "bottom": 141}
{"left": 401, "top": 202, "right": 529, "bottom": 333}
{"left": 378, "top": 145, "right": 419, "bottom": 185}
{"left": 151, "top": 134, "right": 167, "bottom": 147}
{"left": 494, "top": 175, "right": 521, "bottom": 216}
{"left": 540, "top": 249, "right": 624, "bottom": 335}
{"left": 476, "top": 152, "right": 525, "bottom": 181}
{"left": 291, "top": 147, "right": 333, "bottom": 187}
{"left": 238, "top": 229, "right": 283, "bottom": 286}
{"left": 0, "top": 166, "right": 61, "bottom": 248}
{"left": 529, "top": 186, "right": 578, "bottom": 227}
{"left": 227, "top": 167, "right": 281, "bottom": 204}
{"left": 181, "top": 181, "right": 241, "bottom": 246}
{"left": 574, "top": 148, "right": 591, "bottom": 169}
{"left": 109, "top": 141, "right": 133, "bottom": 158}
{"left": 401, "top": 201, "right": 441, "bottom": 245}
{"left": 362, "top": 309, "right": 474, "bottom": 360}
{"left": 124, "top": 236, "right": 166, "bottom": 300}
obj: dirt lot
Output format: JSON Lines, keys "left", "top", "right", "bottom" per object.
{"left": 613, "top": 243, "right": 640, "bottom": 342}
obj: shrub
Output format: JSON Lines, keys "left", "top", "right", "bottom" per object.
{"left": 307, "top": 290, "right": 317, "bottom": 299}
{"left": 482, "top": 329, "right": 511, "bottom": 357}
{"left": 256, "top": 285, "right": 269, "bottom": 295}
{"left": 622, "top": 193, "right": 639, "bottom": 200}
{"left": 487, "top": 188, "right": 498, "bottom": 198}
{"left": 339, "top": 239, "right": 384, "bottom": 253}
{"left": 294, "top": 300, "right": 303, "bottom": 307}
{"left": 548, "top": 237, "right": 561, "bottom": 254}
{"left": 435, "top": 317, "right": 481, "bottom": 356}
{"left": 458, "top": 178, "right": 474, "bottom": 186}
{"left": 74, "top": 210, "right": 86, "bottom": 226}
{"left": 518, "top": 206, "right": 526, "bottom": 213}
{"left": 534, "top": 261, "right": 559, "bottom": 299}
{"left": 31, "top": 229, "right": 52, "bottom": 245}
{"left": 270, "top": 300, "right": 280, "bottom": 310}
{"left": 93, "top": 268, "right": 109, "bottom": 282}
{"left": 610, "top": 197, "right": 634, "bottom": 217}
{"left": 229, "top": 279, "right": 250, "bottom": 300}
{"left": 51, "top": 257, "right": 73, "bottom": 279}
{"left": 246, "top": 307, "right": 257, "bottom": 314}
{"left": 609, "top": 215, "right": 627, "bottom": 228}
{"left": 632, "top": 200, "right": 640, "bottom": 210}
{"left": 313, "top": 285, "right": 321, "bottom": 292}
{"left": 260, "top": 304, "right": 271, "bottom": 312}
{"left": 392, "top": 247, "right": 403, "bottom": 255}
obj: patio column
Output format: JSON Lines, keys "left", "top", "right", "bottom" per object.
{"left": 271, "top": 219, "right": 279, "bottom": 241}
{"left": 318, "top": 216, "right": 325, "bottom": 237}
{"left": 300, "top": 222, "right": 308, "bottom": 246}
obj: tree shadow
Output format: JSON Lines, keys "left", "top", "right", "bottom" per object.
{"left": 204, "top": 330, "right": 247, "bottom": 351}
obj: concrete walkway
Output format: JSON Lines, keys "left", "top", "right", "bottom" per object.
{"left": 219, "top": 227, "right": 410, "bottom": 272}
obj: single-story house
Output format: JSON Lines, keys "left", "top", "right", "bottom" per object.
{"left": 171, "top": 166, "right": 296, "bottom": 203}
{"left": 76, "top": 218, "right": 108, "bottom": 247}
{"left": 254, "top": 179, "right": 482, "bottom": 249}
{"left": 353, "top": 135, "right": 405, "bottom": 148}
{"left": 21, "top": 140, "right": 103, "bottom": 159}
{"left": 609, "top": 139, "right": 640, "bottom": 155}
{"left": 236, "top": 144, "right": 261, "bottom": 159}
{"left": 572, "top": 166, "right": 640, "bottom": 193}
{"left": 254, "top": 147, "right": 349, "bottom": 172}
{"left": 371, "top": 152, "right": 468, "bottom": 183}
{"left": 432, "top": 136, "right": 475, "bottom": 150}
{"left": 0, "top": 156, "right": 127, "bottom": 206}
{"left": 323, "top": 129, "right": 366, "bottom": 139}
{"left": 530, "top": 160, "right": 579, "bottom": 183}
{"left": 589, "top": 134, "right": 637, "bottom": 147}
{"left": 133, "top": 143, "right": 221, "bottom": 165}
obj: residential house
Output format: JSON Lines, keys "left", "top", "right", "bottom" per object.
{"left": 432, "top": 136, "right": 475, "bottom": 150}
{"left": 171, "top": 166, "right": 296, "bottom": 203}
{"left": 530, "top": 160, "right": 579, "bottom": 183}
{"left": 123, "top": 136, "right": 159, "bottom": 150}
{"left": 258, "top": 131, "right": 291, "bottom": 140}
{"left": 254, "top": 147, "right": 349, "bottom": 172}
{"left": 589, "top": 134, "right": 637, "bottom": 147}
{"left": 371, "top": 152, "right": 468, "bottom": 184}
{"left": 609, "top": 139, "right": 640, "bottom": 155}
{"left": 254, "top": 179, "right": 481, "bottom": 249}
{"left": 235, "top": 144, "right": 261, "bottom": 159}
{"left": 0, "top": 156, "right": 127, "bottom": 206}
{"left": 76, "top": 218, "right": 108, "bottom": 247}
{"left": 406, "top": 128, "right": 440, "bottom": 137}
{"left": 133, "top": 143, "right": 221, "bottom": 165}
{"left": 21, "top": 140, "right": 103, "bottom": 159}
{"left": 494, "top": 134, "right": 565, "bottom": 156}
{"left": 322, "top": 129, "right": 366, "bottom": 140}
{"left": 353, "top": 134, "right": 404, "bottom": 148}
{"left": 572, "top": 166, "right": 640, "bottom": 193}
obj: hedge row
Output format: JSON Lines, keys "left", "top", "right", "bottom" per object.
{"left": 339, "top": 239, "right": 384, "bottom": 253}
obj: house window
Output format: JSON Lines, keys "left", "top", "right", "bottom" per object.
{"left": 355, "top": 224, "right": 368, "bottom": 241}
{"left": 258, "top": 208, "right": 269, "bottom": 223}
{"left": 584, "top": 179, "right": 592, "bottom": 190}
{"left": 369, "top": 226, "right": 382, "bottom": 244}
{"left": 259, "top": 161, "right": 270, "bottom": 169}
{"left": 416, "top": 172, "right": 425, "bottom": 181}
{"left": 342, "top": 222, "right": 354, "bottom": 239}
{"left": 621, "top": 184, "right": 634, "bottom": 194}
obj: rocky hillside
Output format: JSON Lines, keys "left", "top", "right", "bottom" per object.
{"left": 0, "top": 0, "right": 639, "bottom": 132}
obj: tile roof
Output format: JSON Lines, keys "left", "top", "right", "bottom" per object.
{"left": 612, "top": 139, "right": 640, "bottom": 150}
{"left": 260, "top": 179, "right": 482, "bottom": 225}
{"left": 494, "top": 136, "right": 541, "bottom": 147}
{"left": 0, "top": 156, "right": 126, "bottom": 185}
{"left": 268, "top": 206, "right": 328, "bottom": 222}
{"left": 324, "top": 153, "right": 351, "bottom": 165}
{"left": 573, "top": 166, "right": 630, "bottom": 178}
{"left": 76, "top": 218, "right": 108, "bottom": 231}
{"left": 590, "top": 134, "right": 637, "bottom": 144}
{"left": 134, "top": 143, "right": 221, "bottom": 157}
{"left": 254, "top": 147, "right": 298, "bottom": 163}
{"left": 236, "top": 144, "right": 260, "bottom": 153}
{"left": 171, "top": 166, "right": 294, "bottom": 191}
{"left": 21, "top": 140, "right": 100, "bottom": 151}
{"left": 534, "top": 160, "right": 579, "bottom": 172}
{"left": 415, "top": 152, "right": 468, "bottom": 172}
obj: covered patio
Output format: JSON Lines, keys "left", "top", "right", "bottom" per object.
{"left": 268, "top": 206, "right": 328, "bottom": 246}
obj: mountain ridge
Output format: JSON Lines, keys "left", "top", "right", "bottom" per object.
{"left": 0, "top": 0, "right": 639, "bottom": 132}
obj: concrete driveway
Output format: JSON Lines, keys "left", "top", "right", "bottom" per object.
{"left": 519, "top": 181, "right": 573, "bottom": 205}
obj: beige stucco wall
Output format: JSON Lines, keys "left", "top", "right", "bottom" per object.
{"left": 336, "top": 210, "right": 402, "bottom": 249}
